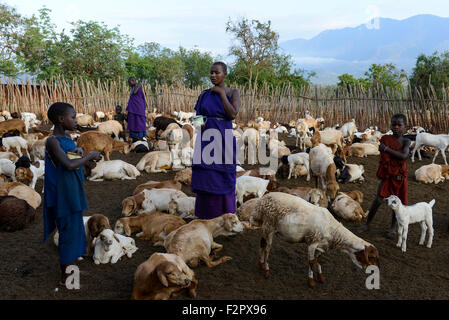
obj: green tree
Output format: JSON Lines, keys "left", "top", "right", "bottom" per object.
{"left": 178, "top": 47, "right": 214, "bottom": 88}
{"left": 410, "top": 51, "right": 449, "bottom": 98}
{"left": 0, "top": 3, "right": 24, "bottom": 76}
{"left": 125, "top": 42, "right": 185, "bottom": 87}
{"left": 16, "top": 7, "right": 61, "bottom": 77}
{"left": 16, "top": 8, "right": 133, "bottom": 81}
{"left": 59, "top": 20, "right": 132, "bottom": 81}
{"left": 364, "top": 63, "right": 407, "bottom": 90}
{"left": 337, "top": 73, "right": 370, "bottom": 90}
{"left": 226, "top": 18, "right": 279, "bottom": 90}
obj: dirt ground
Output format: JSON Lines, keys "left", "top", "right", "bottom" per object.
{"left": 1, "top": 133, "right": 449, "bottom": 300}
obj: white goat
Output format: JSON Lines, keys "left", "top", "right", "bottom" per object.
{"left": 339, "top": 119, "right": 357, "bottom": 141}
{"left": 295, "top": 119, "right": 309, "bottom": 150}
{"left": 93, "top": 229, "right": 138, "bottom": 264}
{"left": 236, "top": 175, "right": 269, "bottom": 206}
{"left": 140, "top": 188, "right": 188, "bottom": 214}
{"left": 168, "top": 197, "right": 196, "bottom": 219}
{"left": 385, "top": 195, "right": 435, "bottom": 253}
{"left": 411, "top": 132, "right": 449, "bottom": 165}
{"left": 1, "top": 136, "right": 30, "bottom": 158}
{"left": 286, "top": 152, "right": 310, "bottom": 180}
{"left": 88, "top": 160, "right": 140, "bottom": 181}
{"left": 0, "top": 159, "right": 16, "bottom": 181}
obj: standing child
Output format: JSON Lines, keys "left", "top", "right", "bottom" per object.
{"left": 114, "top": 105, "right": 127, "bottom": 141}
{"left": 43, "top": 102, "right": 102, "bottom": 287}
{"left": 359, "top": 114, "right": 411, "bottom": 238}
{"left": 113, "top": 105, "right": 127, "bottom": 129}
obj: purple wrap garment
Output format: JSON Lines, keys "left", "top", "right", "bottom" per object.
{"left": 126, "top": 85, "right": 147, "bottom": 132}
{"left": 191, "top": 89, "right": 237, "bottom": 219}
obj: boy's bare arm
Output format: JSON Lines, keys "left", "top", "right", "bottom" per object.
{"left": 380, "top": 138, "right": 411, "bottom": 160}
{"left": 46, "top": 137, "right": 100, "bottom": 171}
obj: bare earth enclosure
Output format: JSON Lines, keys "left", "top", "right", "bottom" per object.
{"left": 1, "top": 133, "right": 449, "bottom": 300}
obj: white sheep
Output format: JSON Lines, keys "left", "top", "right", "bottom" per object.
{"left": 385, "top": 195, "right": 435, "bottom": 253}
{"left": 257, "top": 192, "right": 379, "bottom": 287}
{"left": 88, "top": 160, "right": 140, "bottom": 181}
{"left": 411, "top": 132, "right": 449, "bottom": 165}
{"left": 236, "top": 175, "right": 269, "bottom": 206}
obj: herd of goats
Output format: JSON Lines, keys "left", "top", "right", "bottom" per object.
{"left": 0, "top": 108, "right": 448, "bottom": 299}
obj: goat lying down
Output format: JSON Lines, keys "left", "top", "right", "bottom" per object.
{"left": 164, "top": 213, "right": 244, "bottom": 268}
{"left": 88, "top": 160, "right": 140, "bottom": 181}
{"left": 92, "top": 229, "right": 138, "bottom": 264}
{"left": 257, "top": 192, "right": 379, "bottom": 288}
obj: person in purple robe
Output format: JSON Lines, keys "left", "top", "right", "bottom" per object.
{"left": 191, "top": 62, "right": 241, "bottom": 219}
{"left": 127, "top": 77, "right": 147, "bottom": 142}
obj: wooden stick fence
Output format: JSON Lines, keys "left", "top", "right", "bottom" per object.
{"left": 1, "top": 76, "right": 448, "bottom": 133}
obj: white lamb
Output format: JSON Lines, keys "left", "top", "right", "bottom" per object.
{"left": 236, "top": 175, "right": 269, "bottom": 206}
{"left": 411, "top": 132, "right": 449, "bottom": 165}
{"left": 286, "top": 152, "right": 310, "bottom": 181}
{"left": 93, "top": 229, "right": 138, "bottom": 265}
{"left": 1, "top": 136, "right": 30, "bottom": 158}
{"left": 168, "top": 197, "right": 196, "bottom": 219}
{"left": 88, "top": 160, "right": 141, "bottom": 181}
{"left": 140, "top": 188, "right": 188, "bottom": 214}
{"left": 385, "top": 195, "right": 435, "bottom": 253}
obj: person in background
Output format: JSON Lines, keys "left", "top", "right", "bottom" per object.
{"left": 126, "top": 77, "right": 147, "bottom": 142}
{"left": 114, "top": 105, "right": 127, "bottom": 141}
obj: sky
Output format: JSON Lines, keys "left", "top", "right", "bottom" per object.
{"left": 5, "top": 0, "right": 449, "bottom": 59}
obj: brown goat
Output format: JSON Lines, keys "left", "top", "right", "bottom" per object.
{"left": 77, "top": 131, "right": 130, "bottom": 161}
{"left": 0, "top": 119, "right": 26, "bottom": 136}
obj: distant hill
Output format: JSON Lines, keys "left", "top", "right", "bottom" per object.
{"left": 280, "top": 14, "right": 449, "bottom": 84}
